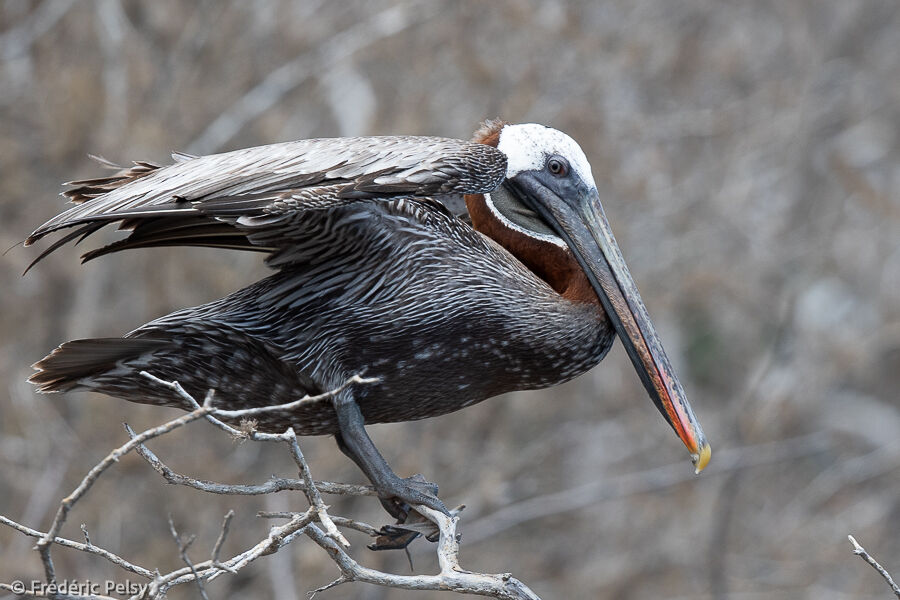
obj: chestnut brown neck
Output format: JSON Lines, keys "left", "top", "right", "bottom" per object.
{"left": 467, "top": 119, "right": 598, "bottom": 306}
{"left": 465, "top": 193, "right": 599, "bottom": 306}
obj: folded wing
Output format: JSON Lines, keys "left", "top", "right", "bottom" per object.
{"left": 26, "top": 136, "right": 507, "bottom": 270}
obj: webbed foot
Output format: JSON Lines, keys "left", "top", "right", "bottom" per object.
{"left": 375, "top": 473, "right": 447, "bottom": 521}
{"left": 368, "top": 502, "right": 463, "bottom": 552}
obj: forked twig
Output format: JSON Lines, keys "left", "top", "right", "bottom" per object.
{"left": 848, "top": 535, "right": 900, "bottom": 598}
{"left": 0, "top": 375, "right": 543, "bottom": 599}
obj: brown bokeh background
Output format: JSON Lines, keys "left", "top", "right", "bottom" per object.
{"left": 2, "top": 1, "right": 900, "bottom": 598}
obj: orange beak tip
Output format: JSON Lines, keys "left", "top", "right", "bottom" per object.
{"left": 692, "top": 441, "right": 711, "bottom": 474}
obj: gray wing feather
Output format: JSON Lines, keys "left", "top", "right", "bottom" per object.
{"left": 26, "top": 136, "right": 506, "bottom": 264}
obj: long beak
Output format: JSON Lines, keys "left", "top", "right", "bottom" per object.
{"left": 515, "top": 179, "right": 710, "bottom": 472}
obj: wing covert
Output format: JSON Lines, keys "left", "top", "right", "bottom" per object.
{"left": 25, "top": 135, "right": 507, "bottom": 268}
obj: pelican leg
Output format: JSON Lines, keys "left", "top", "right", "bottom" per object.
{"left": 333, "top": 394, "right": 448, "bottom": 522}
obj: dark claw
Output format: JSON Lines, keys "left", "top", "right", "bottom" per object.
{"left": 367, "top": 474, "right": 447, "bottom": 551}
{"left": 376, "top": 473, "right": 447, "bottom": 520}
{"left": 368, "top": 525, "right": 422, "bottom": 551}
{"left": 368, "top": 504, "right": 465, "bottom": 552}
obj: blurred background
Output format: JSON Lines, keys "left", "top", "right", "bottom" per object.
{"left": 1, "top": 1, "right": 899, "bottom": 598}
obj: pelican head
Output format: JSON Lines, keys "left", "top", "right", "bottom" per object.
{"left": 493, "top": 123, "right": 710, "bottom": 472}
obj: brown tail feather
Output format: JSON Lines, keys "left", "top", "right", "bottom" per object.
{"left": 30, "top": 338, "right": 168, "bottom": 393}
{"left": 63, "top": 158, "right": 162, "bottom": 205}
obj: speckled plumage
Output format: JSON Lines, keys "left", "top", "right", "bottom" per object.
{"left": 28, "top": 130, "right": 613, "bottom": 435}
{"left": 27, "top": 122, "right": 712, "bottom": 520}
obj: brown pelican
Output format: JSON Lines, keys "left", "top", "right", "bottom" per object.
{"left": 26, "top": 120, "right": 710, "bottom": 523}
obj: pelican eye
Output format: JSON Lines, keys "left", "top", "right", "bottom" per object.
{"left": 547, "top": 155, "right": 569, "bottom": 177}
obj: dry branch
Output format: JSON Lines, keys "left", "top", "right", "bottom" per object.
{"left": 35, "top": 405, "right": 217, "bottom": 584}
{"left": 0, "top": 375, "right": 543, "bottom": 599}
{"left": 130, "top": 435, "right": 375, "bottom": 497}
{"left": 0, "top": 514, "right": 154, "bottom": 579}
{"left": 848, "top": 535, "right": 900, "bottom": 599}
{"left": 303, "top": 509, "right": 541, "bottom": 600}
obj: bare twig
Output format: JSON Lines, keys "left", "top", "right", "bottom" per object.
{"left": 79, "top": 523, "right": 91, "bottom": 547}
{"left": 146, "top": 509, "right": 317, "bottom": 598}
{"left": 0, "top": 515, "right": 154, "bottom": 578}
{"left": 35, "top": 405, "right": 215, "bottom": 583}
{"left": 167, "top": 516, "right": 209, "bottom": 600}
{"left": 128, "top": 429, "right": 374, "bottom": 496}
{"left": 140, "top": 371, "right": 362, "bottom": 549}
{"left": 283, "top": 427, "right": 349, "bottom": 548}
{"left": 303, "top": 506, "right": 542, "bottom": 599}
{"left": 138, "top": 370, "right": 378, "bottom": 428}
{"left": 212, "top": 374, "right": 380, "bottom": 419}
{"left": 2, "top": 375, "right": 544, "bottom": 599}
{"left": 211, "top": 510, "right": 236, "bottom": 573}
{"left": 318, "top": 515, "right": 383, "bottom": 539}
{"left": 258, "top": 511, "right": 382, "bottom": 538}
{"left": 848, "top": 535, "right": 900, "bottom": 598}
